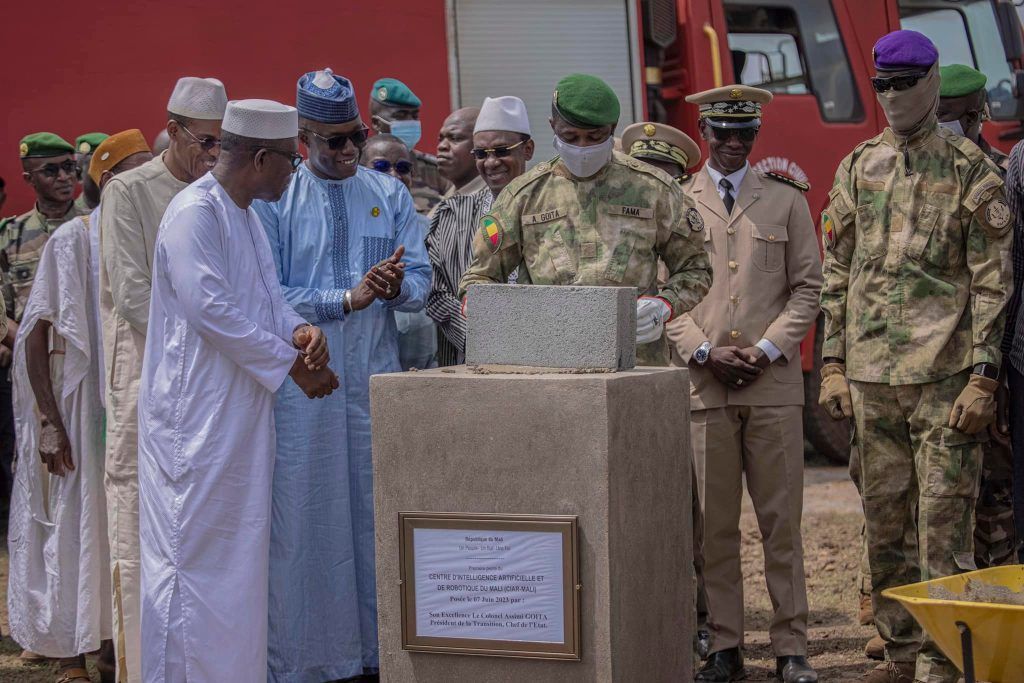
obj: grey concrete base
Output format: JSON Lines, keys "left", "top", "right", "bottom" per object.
{"left": 371, "top": 367, "right": 693, "bottom": 682}
{"left": 465, "top": 284, "right": 637, "bottom": 369}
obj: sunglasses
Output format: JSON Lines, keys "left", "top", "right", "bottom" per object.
{"left": 870, "top": 72, "right": 928, "bottom": 93}
{"left": 471, "top": 138, "right": 530, "bottom": 160}
{"left": 304, "top": 127, "right": 369, "bottom": 150}
{"left": 710, "top": 127, "right": 758, "bottom": 143}
{"left": 371, "top": 159, "right": 413, "bottom": 175}
{"left": 262, "top": 148, "right": 304, "bottom": 169}
{"left": 29, "top": 160, "right": 80, "bottom": 179}
{"left": 179, "top": 123, "right": 222, "bottom": 152}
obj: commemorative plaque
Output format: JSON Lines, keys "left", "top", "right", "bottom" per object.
{"left": 399, "top": 512, "right": 580, "bottom": 659}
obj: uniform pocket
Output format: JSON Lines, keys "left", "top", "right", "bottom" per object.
{"left": 362, "top": 236, "right": 395, "bottom": 274}
{"left": 907, "top": 195, "right": 963, "bottom": 272}
{"left": 524, "top": 224, "right": 576, "bottom": 284}
{"left": 923, "top": 427, "right": 982, "bottom": 498}
{"left": 751, "top": 224, "right": 788, "bottom": 272}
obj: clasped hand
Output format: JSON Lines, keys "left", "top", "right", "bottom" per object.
{"left": 707, "top": 346, "right": 766, "bottom": 388}
{"left": 39, "top": 420, "right": 74, "bottom": 476}
{"left": 291, "top": 325, "right": 339, "bottom": 398}
{"left": 349, "top": 245, "right": 407, "bottom": 311}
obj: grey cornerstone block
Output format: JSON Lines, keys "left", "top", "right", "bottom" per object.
{"left": 371, "top": 367, "right": 694, "bottom": 682}
{"left": 465, "top": 284, "right": 637, "bottom": 369}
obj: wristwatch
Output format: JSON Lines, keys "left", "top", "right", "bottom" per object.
{"left": 972, "top": 362, "right": 999, "bottom": 379}
{"left": 693, "top": 341, "right": 712, "bottom": 366}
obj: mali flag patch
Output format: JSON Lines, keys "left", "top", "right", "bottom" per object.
{"left": 821, "top": 211, "right": 835, "bottom": 248}
{"left": 482, "top": 214, "right": 502, "bottom": 252}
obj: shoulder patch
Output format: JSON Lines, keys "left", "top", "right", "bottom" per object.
{"left": 480, "top": 214, "right": 504, "bottom": 252}
{"left": 980, "top": 197, "right": 1012, "bottom": 235}
{"left": 685, "top": 207, "right": 704, "bottom": 232}
{"left": 764, "top": 171, "right": 809, "bottom": 192}
{"left": 504, "top": 160, "right": 554, "bottom": 198}
{"left": 821, "top": 210, "right": 836, "bottom": 248}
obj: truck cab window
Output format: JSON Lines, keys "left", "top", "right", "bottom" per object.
{"left": 725, "top": 1, "right": 863, "bottom": 123}
{"left": 901, "top": 0, "right": 1019, "bottom": 120}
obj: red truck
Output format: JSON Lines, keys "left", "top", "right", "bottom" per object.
{"left": 5, "top": 0, "right": 1022, "bottom": 461}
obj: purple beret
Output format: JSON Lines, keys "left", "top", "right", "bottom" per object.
{"left": 873, "top": 30, "right": 938, "bottom": 70}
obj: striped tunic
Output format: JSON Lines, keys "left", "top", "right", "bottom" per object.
{"left": 1003, "top": 142, "right": 1024, "bottom": 373}
{"left": 425, "top": 188, "right": 492, "bottom": 365}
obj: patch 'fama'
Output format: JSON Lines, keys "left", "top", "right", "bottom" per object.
{"left": 764, "top": 171, "right": 810, "bottom": 192}
{"left": 481, "top": 214, "right": 503, "bottom": 252}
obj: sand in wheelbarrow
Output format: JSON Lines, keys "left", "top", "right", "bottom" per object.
{"left": 929, "top": 578, "right": 1024, "bottom": 606}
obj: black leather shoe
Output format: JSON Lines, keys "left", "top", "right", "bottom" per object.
{"left": 695, "top": 628, "right": 712, "bottom": 660}
{"left": 695, "top": 647, "right": 744, "bottom": 681}
{"left": 776, "top": 655, "right": 818, "bottom": 683}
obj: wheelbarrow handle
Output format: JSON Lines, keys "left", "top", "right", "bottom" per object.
{"left": 957, "top": 621, "right": 976, "bottom": 683}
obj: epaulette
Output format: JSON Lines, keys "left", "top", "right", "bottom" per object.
{"left": 764, "top": 171, "right": 809, "bottom": 192}
{"left": 503, "top": 159, "right": 556, "bottom": 198}
{"left": 938, "top": 127, "right": 991, "bottom": 167}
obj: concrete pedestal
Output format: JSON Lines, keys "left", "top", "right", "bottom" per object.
{"left": 371, "top": 366, "right": 693, "bottom": 682}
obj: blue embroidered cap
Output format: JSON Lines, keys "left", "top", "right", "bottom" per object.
{"left": 296, "top": 68, "right": 360, "bottom": 123}
{"left": 873, "top": 30, "right": 938, "bottom": 71}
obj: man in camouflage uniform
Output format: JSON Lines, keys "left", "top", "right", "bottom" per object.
{"left": 368, "top": 77, "right": 449, "bottom": 214}
{"left": 458, "top": 73, "right": 712, "bottom": 362}
{"left": 74, "top": 132, "right": 109, "bottom": 212}
{"left": 1, "top": 133, "right": 89, "bottom": 509}
{"left": 820, "top": 31, "right": 1012, "bottom": 683}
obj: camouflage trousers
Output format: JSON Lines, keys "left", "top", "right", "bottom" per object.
{"left": 850, "top": 370, "right": 982, "bottom": 683}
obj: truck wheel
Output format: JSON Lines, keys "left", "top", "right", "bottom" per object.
{"left": 804, "top": 317, "right": 851, "bottom": 465}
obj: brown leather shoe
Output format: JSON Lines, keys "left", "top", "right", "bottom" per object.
{"left": 864, "top": 633, "right": 885, "bottom": 660}
{"left": 857, "top": 661, "right": 915, "bottom": 682}
{"left": 859, "top": 593, "right": 874, "bottom": 625}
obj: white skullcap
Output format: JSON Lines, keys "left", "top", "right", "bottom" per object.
{"left": 167, "top": 77, "right": 228, "bottom": 120}
{"left": 222, "top": 99, "right": 298, "bottom": 140}
{"left": 474, "top": 96, "right": 531, "bottom": 136}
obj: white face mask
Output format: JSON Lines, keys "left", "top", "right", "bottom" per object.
{"left": 552, "top": 135, "right": 614, "bottom": 178}
{"left": 937, "top": 119, "right": 965, "bottom": 136}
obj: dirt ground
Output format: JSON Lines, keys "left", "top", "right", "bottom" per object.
{"left": 0, "top": 466, "right": 874, "bottom": 682}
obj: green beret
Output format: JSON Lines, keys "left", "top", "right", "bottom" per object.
{"left": 553, "top": 73, "right": 620, "bottom": 128}
{"left": 371, "top": 78, "right": 421, "bottom": 108}
{"left": 19, "top": 132, "right": 75, "bottom": 159}
{"left": 939, "top": 64, "right": 987, "bottom": 98}
{"left": 75, "top": 132, "right": 109, "bottom": 155}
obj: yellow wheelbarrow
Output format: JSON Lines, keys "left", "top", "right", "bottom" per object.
{"left": 884, "top": 566, "right": 1024, "bottom": 683}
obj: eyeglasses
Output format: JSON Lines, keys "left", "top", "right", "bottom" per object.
{"left": 28, "top": 160, "right": 80, "bottom": 179}
{"left": 870, "top": 72, "right": 928, "bottom": 93}
{"left": 179, "top": 123, "right": 222, "bottom": 152}
{"left": 371, "top": 159, "right": 413, "bottom": 175}
{"left": 261, "top": 148, "right": 304, "bottom": 169}
{"left": 471, "top": 138, "right": 530, "bottom": 160}
{"left": 710, "top": 127, "right": 758, "bottom": 143}
{"left": 303, "top": 127, "right": 370, "bottom": 150}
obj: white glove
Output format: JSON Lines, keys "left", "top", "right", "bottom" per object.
{"left": 636, "top": 297, "right": 672, "bottom": 344}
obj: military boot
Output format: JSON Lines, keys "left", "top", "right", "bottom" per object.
{"left": 859, "top": 593, "right": 874, "bottom": 625}
{"left": 858, "top": 661, "right": 914, "bottom": 682}
{"left": 864, "top": 633, "right": 885, "bottom": 660}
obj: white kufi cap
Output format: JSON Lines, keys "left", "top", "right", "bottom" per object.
{"left": 474, "top": 96, "right": 531, "bottom": 135}
{"left": 167, "top": 77, "right": 228, "bottom": 120}
{"left": 222, "top": 99, "right": 298, "bottom": 140}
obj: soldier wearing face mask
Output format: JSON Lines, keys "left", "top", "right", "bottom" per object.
{"left": 937, "top": 64, "right": 1008, "bottom": 173}
{"left": 819, "top": 30, "right": 1013, "bottom": 683}
{"left": 458, "top": 73, "right": 712, "bottom": 362}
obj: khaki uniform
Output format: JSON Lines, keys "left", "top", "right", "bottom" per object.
{"left": 1, "top": 202, "right": 87, "bottom": 322}
{"left": 411, "top": 150, "right": 449, "bottom": 216}
{"left": 666, "top": 166, "right": 822, "bottom": 656}
{"left": 98, "top": 153, "right": 187, "bottom": 682}
{"left": 459, "top": 150, "right": 712, "bottom": 323}
{"left": 822, "top": 123, "right": 1012, "bottom": 680}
